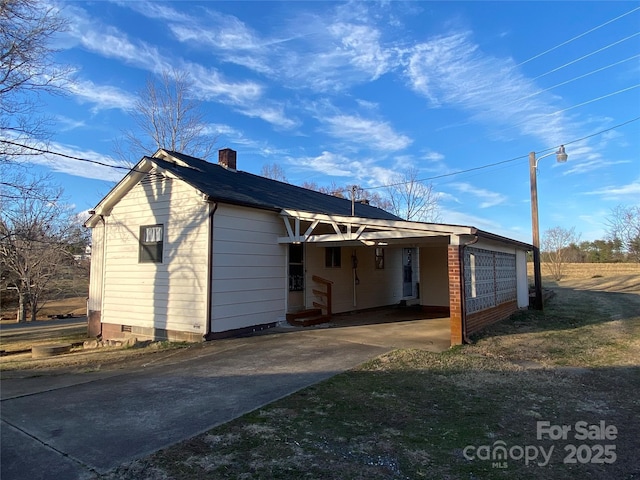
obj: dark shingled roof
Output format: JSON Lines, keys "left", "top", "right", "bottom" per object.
{"left": 152, "top": 151, "right": 402, "bottom": 221}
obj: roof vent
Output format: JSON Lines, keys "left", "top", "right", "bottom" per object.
{"left": 218, "top": 148, "right": 237, "bottom": 171}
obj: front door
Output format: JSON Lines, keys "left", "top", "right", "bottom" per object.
{"left": 403, "top": 248, "right": 414, "bottom": 297}
{"left": 288, "top": 244, "right": 305, "bottom": 311}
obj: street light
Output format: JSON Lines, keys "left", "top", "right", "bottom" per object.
{"left": 529, "top": 145, "right": 568, "bottom": 310}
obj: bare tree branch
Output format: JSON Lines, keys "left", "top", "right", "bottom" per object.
{"left": 0, "top": 172, "right": 84, "bottom": 321}
{"left": 117, "top": 68, "right": 217, "bottom": 162}
{"left": 0, "top": 0, "right": 71, "bottom": 161}
{"left": 541, "top": 226, "right": 581, "bottom": 281}
{"left": 261, "top": 163, "right": 288, "bottom": 183}
{"left": 386, "top": 168, "right": 440, "bottom": 222}
{"left": 606, "top": 204, "right": 640, "bottom": 263}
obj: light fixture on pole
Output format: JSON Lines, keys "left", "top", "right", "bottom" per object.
{"left": 529, "top": 145, "right": 568, "bottom": 311}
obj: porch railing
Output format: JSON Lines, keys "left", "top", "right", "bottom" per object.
{"left": 311, "top": 275, "right": 333, "bottom": 317}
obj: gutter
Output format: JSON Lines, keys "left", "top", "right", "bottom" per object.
{"left": 459, "top": 234, "right": 479, "bottom": 344}
{"left": 205, "top": 199, "right": 218, "bottom": 339}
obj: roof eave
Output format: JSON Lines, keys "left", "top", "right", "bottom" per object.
{"left": 84, "top": 157, "right": 155, "bottom": 227}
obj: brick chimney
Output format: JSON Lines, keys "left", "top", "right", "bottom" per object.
{"left": 218, "top": 148, "right": 237, "bottom": 170}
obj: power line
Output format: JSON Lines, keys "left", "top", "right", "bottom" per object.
{"left": 3, "top": 117, "right": 639, "bottom": 194}
{"left": 0, "top": 139, "right": 149, "bottom": 175}
{"left": 503, "top": 54, "right": 640, "bottom": 107}
{"left": 363, "top": 116, "right": 640, "bottom": 191}
{"left": 549, "top": 84, "right": 640, "bottom": 115}
{"left": 503, "top": 84, "right": 640, "bottom": 134}
{"left": 532, "top": 31, "right": 640, "bottom": 81}
{"left": 436, "top": 55, "right": 640, "bottom": 133}
{"left": 514, "top": 6, "right": 640, "bottom": 68}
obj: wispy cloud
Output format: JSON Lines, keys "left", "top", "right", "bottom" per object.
{"left": 404, "top": 31, "right": 573, "bottom": 147}
{"left": 63, "top": 5, "right": 286, "bottom": 127}
{"left": 54, "top": 116, "right": 86, "bottom": 132}
{"left": 236, "top": 104, "right": 300, "bottom": 130}
{"left": 450, "top": 182, "right": 507, "bottom": 208}
{"left": 322, "top": 114, "right": 412, "bottom": 152}
{"left": 69, "top": 79, "right": 137, "bottom": 112}
{"left": 26, "top": 142, "right": 131, "bottom": 182}
{"left": 293, "top": 151, "right": 356, "bottom": 177}
{"left": 67, "top": 17, "right": 169, "bottom": 73}
{"left": 586, "top": 178, "right": 640, "bottom": 200}
{"left": 119, "top": 1, "right": 399, "bottom": 93}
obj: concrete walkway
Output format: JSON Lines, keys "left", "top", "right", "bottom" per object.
{"left": 1, "top": 312, "right": 449, "bottom": 480}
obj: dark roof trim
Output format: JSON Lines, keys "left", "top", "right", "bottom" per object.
{"left": 475, "top": 229, "right": 533, "bottom": 250}
{"left": 202, "top": 194, "right": 281, "bottom": 213}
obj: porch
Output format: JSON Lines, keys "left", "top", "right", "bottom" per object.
{"left": 277, "top": 305, "right": 451, "bottom": 352}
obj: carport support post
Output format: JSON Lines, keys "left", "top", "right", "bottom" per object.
{"left": 447, "top": 243, "right": 464, "bottom": 345}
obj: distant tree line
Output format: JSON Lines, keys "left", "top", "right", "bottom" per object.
{"left": 553, "top": 238, "right": 629, "bottom": 263}
{"left": 539, "top": 206, "right": 639, "bottom": 280}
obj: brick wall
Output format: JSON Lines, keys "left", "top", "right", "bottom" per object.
{"left": 448, "top": 245, "right": 464, "bottom": 345}
{"left": 466, "top": 300, "right": 519, "bottom": 335}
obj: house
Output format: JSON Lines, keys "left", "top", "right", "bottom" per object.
{"left": 85, "top": 148, "right": 532, "bottom": 346}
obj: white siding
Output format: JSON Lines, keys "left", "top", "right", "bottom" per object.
{"left": 210, "top": 204, "right": 287, "bottom": 332}
{"left": 101, "top": 176, "right": 209, "bottom": 335}
{"left": 516, "top": 250, "right": 529, "bottom": 308}
{"left": 304, "top": 245, "right": 403, "bottom": 314}
{"left": 88, "top": 221, "right": 104, "bottom": 312}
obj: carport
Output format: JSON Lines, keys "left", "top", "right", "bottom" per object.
{"left": 279, "top": 210, "right": 532, "bottom": 345}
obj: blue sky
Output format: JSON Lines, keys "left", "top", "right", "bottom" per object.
{"left": 27, "top": 1, "right": 640, "bottom": 243}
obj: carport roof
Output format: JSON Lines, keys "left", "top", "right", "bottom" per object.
{"left": 278, "top": 208, "right": 532, "bottom": 250}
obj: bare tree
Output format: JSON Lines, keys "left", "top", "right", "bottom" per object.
{"left": 261, "top": 163, "right": 288, "bottom": 182}
{"left": 301, "top": 181, "right": 392, "bottom": 212}
{"left": 386, "top": 168, "right": 440, "bottom": 222}
{"left": 606, "top": 205, "right": 640, "bottom": 262}
{"left": 117, "top": 68, "right": 216, "bottom": 162}
{"left": 0, "top": 0, "right": 70, "bottom": 161}
{"left": 0, "top": 173, "right": 79, "bottom": 322}
{"left": 541, "top": 226, "right": 580, "bottom": 281}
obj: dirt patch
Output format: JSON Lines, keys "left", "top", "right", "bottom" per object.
{"left": 0, "top": 296, "right": 87, "bottom": 323}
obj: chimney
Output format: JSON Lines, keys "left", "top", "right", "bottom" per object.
{"left": 218, "top": 148, "right": 237, "bottom": 170}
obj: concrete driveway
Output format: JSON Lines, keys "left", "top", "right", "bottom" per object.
{"left": 1, "top": 311, "right": 449, "bottom": 480}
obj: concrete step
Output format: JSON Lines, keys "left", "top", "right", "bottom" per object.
{"left": 286, "top": 308, "right": 322, "bottom": 321}
{"left": 287, "top": 315, "right": 332, "bottom": 327}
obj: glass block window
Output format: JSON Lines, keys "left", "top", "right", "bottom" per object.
{"left": 495, "top": 252, "right": 517, "bottom": 304}
{"left": 464, "top": 247, "right": 516, "bottom": 314}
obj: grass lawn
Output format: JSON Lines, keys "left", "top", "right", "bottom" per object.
{"left": 98, "top": 276, "right": 640, "bottom": 480}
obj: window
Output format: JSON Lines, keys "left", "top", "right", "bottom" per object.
{"left": 289, "top": 244, "right": 304, "bottom": 291}
{"left": 375, "top": 247, "right": 385, "bottom": 269}
{"left": 325, "top": 246, "right": 341, "bottom": 268}
{"left": 139, "top": 225, "right": 163, "bottom": 263}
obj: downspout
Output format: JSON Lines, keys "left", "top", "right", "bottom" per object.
{"left": 205, "top": 200, "right": 218, "bottom": 339}
{"left": 459, "top": 234, "right": 479, "bottom": 344}
{"left": 98, "top": 215, "right": 106, "bottom": 338}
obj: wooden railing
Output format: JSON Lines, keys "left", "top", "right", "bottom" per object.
{"left": 311, "top": 275, "right": 333, "bottom": 317}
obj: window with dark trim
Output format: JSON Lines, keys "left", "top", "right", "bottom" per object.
{"left": 325, "top": 246, "right": 341, "bottom": 268}
{"left": 375, "top": 247, "right": 385, "bottom": 269}
{"left": 139, "top": 224, "right": 163, "bottom": 263}
{"left": 289, "top": 244, "right": 304, "bottom": 291}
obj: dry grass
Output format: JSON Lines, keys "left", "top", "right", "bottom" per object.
{"left": 96, "top": 272, "right": 640, "bottom": 480}
{"left": 0, "top": 296, "right": 87, "bottom": 323}
{"left": 528, "top": 262, "right": 640, "bottom": 281}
